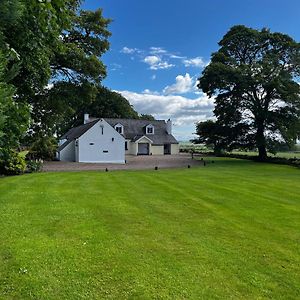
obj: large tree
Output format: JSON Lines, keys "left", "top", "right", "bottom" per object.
{"left": 1, "top": 1, "right": 139, "bottom": 144}
{"left": 198, "top": 25, "right": 300, "bottom": 160}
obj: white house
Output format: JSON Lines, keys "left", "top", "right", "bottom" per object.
{"left": 57, "top": 114, "right": 179, "bottom": 163}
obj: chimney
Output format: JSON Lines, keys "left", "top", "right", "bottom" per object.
{"left": 166, "top": 119, "right": 172, "bottom": 134}
{"left": 84, "top": 113, "right": 89, "bottom": 124}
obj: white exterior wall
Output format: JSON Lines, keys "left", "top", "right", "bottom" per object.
{"left": 75, "top": 139, "right": 79, "bottom": 162}
{"left": 60, "top": 141, "right": 75, "bottom": 162}
{"left": 151, "top": 145, "right": 164, "bottom": 155}
{"left": 78, "top": 119, "right": 125, "bottom": 163}
{"left": 130, "top": 142, "right": 138, "bottom": 155}
{"left": 171, "top": 144, "right": 179, "bottom": 155}
{"left": 125, "top": 139, "right": 133, "bottom": 155}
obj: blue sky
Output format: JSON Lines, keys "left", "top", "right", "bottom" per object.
{"left": 82, "top": 0, "right": 300, "bottom": 140}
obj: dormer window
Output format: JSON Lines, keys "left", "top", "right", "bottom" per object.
{"left": 146, "top": 124, "right": 154, "bottom": 135}
{"left": 114, "top": 123, "right": 124, "bottom": 134}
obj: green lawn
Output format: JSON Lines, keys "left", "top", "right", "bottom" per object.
{"left": 0, "top": 158, "right": 299, "bottom": 299}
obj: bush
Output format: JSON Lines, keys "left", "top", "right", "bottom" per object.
{"left": 29, "top": 136, "right": 57, "bottom": 160}
{"left": 26, "top": 159, "right": 43, "bottom": 173}
{"left": 0, "top": 149, "right": 26, "bottom": 175}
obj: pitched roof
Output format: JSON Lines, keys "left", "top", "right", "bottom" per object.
{"left": 104, "top": 118, "right": 178, "bottom": 145}
{"left": 58, "top": 118, "right": 178, "bottom": 152}
{"left": 58, "top": 119, "right": 99, "bottom": 151}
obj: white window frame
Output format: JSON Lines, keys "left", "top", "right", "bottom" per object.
{"left": 114, "top": 124, "right": 124, "bottom": 134}
{"left": 146, "top": 124, "right": 154, "bottom": 135}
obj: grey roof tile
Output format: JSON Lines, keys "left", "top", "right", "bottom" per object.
{"left": 104, "top": 118, "right": 178, "bottom": 145}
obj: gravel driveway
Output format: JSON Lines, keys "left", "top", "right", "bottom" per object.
{"left": 42, "top": 154, "right": 202, "bottom": 172}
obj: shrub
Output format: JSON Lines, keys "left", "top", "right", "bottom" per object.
{"left": 29, "top": 136, "right": 57, "bottom": 160}
{"left": 26, "top": 159, "right": 43, "bottom": 173}
{"left": 0, "top": 149, "right": 26, "bottom": 175}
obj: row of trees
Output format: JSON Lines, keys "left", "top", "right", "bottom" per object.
{"left": 195, "top": 25, "right": 300, "bottom": 160}
{"left": 0, "top": 0, "right": 144, "bottom": 173}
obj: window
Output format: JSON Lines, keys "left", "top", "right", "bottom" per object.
{"left": 147, "top": 127, "right": 153, "bottom": 134}
{"left": 115, "top": 124, "right": 123, "bottom": 134}
{"left": 100, "top": 125, "right": 104, "bottom": 135}
{"left": 146, "top": 125, "right": 154, "bottom": 134}
{"left": 89, "top": 143, "right": 94, "bottom": 145}
{"left": 125, "top": 141, "right": 128, "bottom": 150}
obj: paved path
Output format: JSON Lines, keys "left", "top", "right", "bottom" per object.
{"left": 43, "top": 154, "right": 203, "bottom": 172}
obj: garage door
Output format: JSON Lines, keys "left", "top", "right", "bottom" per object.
{"left": 138, "top": 143, "right": 149, "bottom": 155}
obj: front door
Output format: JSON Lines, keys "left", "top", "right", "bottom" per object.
{"left": 138, "top": 143, "right": 149, "bottom": 155}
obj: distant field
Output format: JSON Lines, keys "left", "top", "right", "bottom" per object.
{"left": 231, "top": 151, "right": 300, "bottom": 159}
{"left": 0, "top": 158, "right": 299, "bottom": 299}
{"left": 179, "top": 143, "right": 300, "bottom": 159}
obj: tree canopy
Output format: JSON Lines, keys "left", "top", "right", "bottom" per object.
{"left": 0, "top": 0, "right": 139, "bottom": 144}
{"left": 198, "top": 25, "right": 300, "bottom": 160}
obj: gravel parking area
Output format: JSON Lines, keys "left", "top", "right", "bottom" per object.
{"left": 42, "top": 154, "right": 202, "bottom": 172}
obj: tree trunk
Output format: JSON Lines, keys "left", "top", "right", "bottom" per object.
{"left": 256, "top": 123, "right": 267, "bottom": 161}
{"left": 258, "top": 145, "right": 267, "bottom": 161}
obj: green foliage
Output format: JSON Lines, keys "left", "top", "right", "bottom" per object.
{"left": 139, "top": 114, "right": 156, "bottom": 121}
{"left": 1, "top": 1, "right": 81, "bottom": 99}
{"left": 29, "top": 135, "right": 58, "bottom": 160}
{"left": 0, "top": 148, "right": 26, "bottom": 175}
{"left": 31, "top": 83, "right": 139, "bottom": 136}
{"left": 192, "top": 120, "right": 224, "bottom": 154}
{"left": 0, "top": 52, "right": 30, "bottom": 149}
{"left": 83, "top": 86, "right": 139, "bottom": 121}
{"left": 26, "top": 159, "right": 43, "bottom": 173}
{"left": 52, "top": 8, "right": 111, "bottom": 84}
{"left": 193, "top": 119, "right": 253, "bottom": 154}
{"left": 0, "top": 0, "right": 119, "bottom": 147}
{"left": 198, "top": 25, "right": 300, "bottom": 160}
{"left": 26, "top": 5, "right": 113, "bottom": 137}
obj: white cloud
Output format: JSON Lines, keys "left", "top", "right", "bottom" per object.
{"left": 117, "top": 90, "right": 215, "bottom": 127}
{"left": 170, "top": 54, "right": 186, "bottom": 59}
{"left": 163, "top": 73, "right": 194, "bottom": 94}
{"left": 149, "top": 47, "right": 168, "bottom": 54}
{"left": 183, "top": 57, "right": 207, "bottom": 68}
{"left": 144, "top": 55, "right": 160, "bottom": 65}
{"left": 151, "top": 74, "right": 156, "bottom": 80}
{"left": 110, "top": 63, "right": 122, "bottom": 71}
{"left": 142, "top": 89, "right": 160, "bottom": 95}
{"left": 121, "top": 47, "right": 140, "bottom": 54}
{"left": 143, "top": 55, "right": 174, "bottom": 70}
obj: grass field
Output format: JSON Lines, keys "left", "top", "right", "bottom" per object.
{"left": 0, "top": 158, "right": 299, "bottom": 299}
{"left": 179, "top": 142, "right": 300, "bottom": 159}
{"left": 230, "top": 151, "right": 300, "bottom": 159}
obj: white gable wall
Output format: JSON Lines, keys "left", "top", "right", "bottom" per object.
{"left": 77, "top": 119, "right": 125, "bottom": 163}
